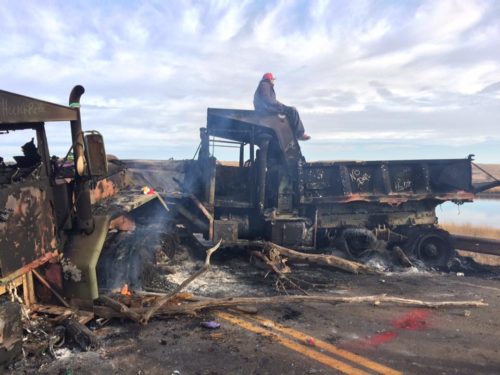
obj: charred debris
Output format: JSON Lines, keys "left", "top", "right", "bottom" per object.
{"left": 0, "top": 87, "right": 498, "bottom": 370}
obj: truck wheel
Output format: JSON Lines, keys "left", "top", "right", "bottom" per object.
{"left": 413, "top": 230, "right": 454, "bottom": 268}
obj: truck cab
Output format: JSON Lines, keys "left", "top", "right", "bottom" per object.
{"left": 0, "top": 86, "right": 108, "bottom": 301}
{"left": 194, "top": 108, "right": 313, "bottom": 247}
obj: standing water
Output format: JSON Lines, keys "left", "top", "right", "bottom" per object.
{"left": 437, "top": 199, "right": 500, "bottom": 230}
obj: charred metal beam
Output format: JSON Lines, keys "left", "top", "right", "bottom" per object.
{"left": 451, "top": 234, "right": 500, "bottom": 257}
{"left": 190, "top": 194, "right": 214, "bottom": 241}
{"left": 239, "top": 143, "right": 244, "bottom": 167}
{"left": 176, "top": 204, "right": 209, "bottom": 232}
{"left": 257, "top": 135, "right": 272, "bottom": 211}
{"left": 472, "top": 181, "right": 500, "bottom": 193}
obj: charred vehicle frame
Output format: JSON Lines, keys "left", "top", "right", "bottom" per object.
{"left": 183, "top": 108, "right": 498, "bottom": 267}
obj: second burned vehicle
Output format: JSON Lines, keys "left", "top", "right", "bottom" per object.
{"left": 167, "top": 108, "right": 498, "bottom": 267}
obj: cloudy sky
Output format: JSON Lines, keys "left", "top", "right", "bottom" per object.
{"left": 1, "top": 0, "right": 500, "bottom": 163}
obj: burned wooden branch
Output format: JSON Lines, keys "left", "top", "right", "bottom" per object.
{"left": 392, "top": 246, "right": 413, "bottom": 267}
{"left": 64, "top": 318, "right": 99, "bottom": 351}
{"left": 97, "top": 295, "right": 142, "bottom": 323}
{"left": 140, "top": 239, "right": 222, "bottom": 324}
{"left": 93, "top": 293, "right": 487, "bottom": 321}
{"left": 264, "top": 242, "right": 376, "bottom": 274}
{"left": 151, "top": 294, "right": 488, "bottom": 316}
{"left": 250, "top": 251, "right": 308, "bottom": 295}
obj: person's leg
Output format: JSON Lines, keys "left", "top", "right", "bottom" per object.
{"left": 283, "top": 106, "right": 305, "bottom": 138}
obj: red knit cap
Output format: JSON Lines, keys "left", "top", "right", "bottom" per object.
{"left": 263, "top": 72, "right": 275, "bottom": 80}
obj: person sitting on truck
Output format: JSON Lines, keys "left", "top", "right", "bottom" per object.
{"left": 253, "top": 72, "right": 311, "bottom": 141}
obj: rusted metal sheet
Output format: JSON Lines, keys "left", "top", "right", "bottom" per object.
{"left": 92, "top": 177, "right": 121, "bottom": 203}
{"left": 316, "top": 200, "right": 438, "bottom": 228}
{"left": 91, "top": 172, "right": 128, "bottom": 204}
{"left": 0, "top": 184, "right": 59, "bottom": 277}
{"left": 0, "top": 89, "right": 77, "bottom": 124}
{"left": 191, "top": 194, "right": 214, "bottom": 241}
{"left": 112, "top": 159, "right": 194, "bottom": 193}
{"left": 301, "top": 159, "right": 473, "bottom": 204}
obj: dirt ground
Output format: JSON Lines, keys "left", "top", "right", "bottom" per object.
{"left": 7, "top": 241, "right": 500, "bottom": 375}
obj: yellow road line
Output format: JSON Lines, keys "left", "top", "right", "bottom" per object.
{"left": 217, "top": 311, "right": 369, "bottom": 375}
{"left": 248, "top": 314, "right": 402, "bottom": 375}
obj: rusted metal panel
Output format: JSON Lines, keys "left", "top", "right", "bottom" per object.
{"left": 265, "top": 220, "right": 309, "bottom": 247}
{"left": 0, "top": 90, "right": 77, "bottom": 124}
{"left": 316, "top": 201, "right": 438, "bottom": 228}
{"left": 213, "top": 220, "right": 238, "bottom": 243}
{"left": 301, "top": 158, "right": 473, "bottom": 204}
{"left": 114, "top": 159, "right": 195, "bottom": 194}
{"left": 0, "top": 184, "right": 59, "bottom": 276}
{"left": 84, "top": 132, "right": 108, "bottom": 177}
{"left": 214, "top": 164, "right": 252, "bottom": 203}
{"left": 91, "top": 172, "right": 128, "bottom": 204}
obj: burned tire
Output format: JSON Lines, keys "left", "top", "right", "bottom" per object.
{"left": 405, "top": 228, "right": 454, "bottom": 268}
{"left": 340, "top": 228, "right": 377, "bottom": 258}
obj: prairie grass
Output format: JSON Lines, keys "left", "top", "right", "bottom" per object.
{"left": 440, "top": 223, "right": 500, "bottom": 239}
{"left": 472, "top": 164, "right": 500, "bottom": 183}
{"left": 473, "top": 164, "right": 500, "bottom": 196}
{"left": 487, "top": 186, "right": 500, "bottom": 193}
{"left": 440, "top": 223, "right": 500, "bottom": 265}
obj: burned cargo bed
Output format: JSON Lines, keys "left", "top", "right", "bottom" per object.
{"left": 302, "top": 158, "right": 474, "bottom": 231}
{"left": 301, "top": 158, "right": 473, "bottom": 204}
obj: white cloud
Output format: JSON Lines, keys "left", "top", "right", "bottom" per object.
{"left": 313, "top": 129, "right": 438, "bottom": 141}
{"left": 413, "top": 0, "right": 485, "bottom": 41}
{"left": 181, "top": 6, "right": 201, "bottom": 35}
{"left": 212, "top": 2, "right": 249, "bottom": 41}
{"left": 0, "top": 0, "right": 499, "bottom": 163}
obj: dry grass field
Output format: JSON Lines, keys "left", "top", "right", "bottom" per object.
{"left": 473, "top": 164, "right": 500, "bottom": 196}
{"left": 441, "top": 223, "right": 500, "bottom": 239}
{"left": 473, "top": 163, "right": 500, "bottom": 183}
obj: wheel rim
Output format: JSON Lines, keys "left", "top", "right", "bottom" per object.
{"left": 415, "top": 232, "right": 453, "bottom": 267}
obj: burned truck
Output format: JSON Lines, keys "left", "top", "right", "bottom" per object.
{"left": 0, "top": 86, "right": 171, "bottom": 311}
{"left": 0, "top": 86, "right": 113, "bottom": 303}
{"left": 180, "top": 109, "right": 496, "bottom": 267}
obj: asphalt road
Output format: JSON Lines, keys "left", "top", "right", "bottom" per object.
{"left": 30, "top": 266, "right": 500, "bottom": 375}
